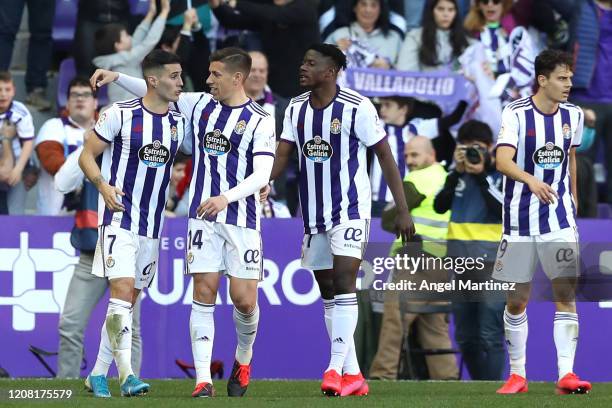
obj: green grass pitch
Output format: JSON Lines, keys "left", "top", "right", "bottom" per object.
{"left": 1, "top": 379, "right": 611, "bottom": 407}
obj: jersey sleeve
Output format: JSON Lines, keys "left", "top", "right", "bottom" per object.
{"left": 279, "top": 104, "right": 296, "bottom": 144}
{"left": 572, "top": 107, "right": 584, "bottom": 148}
{"left": 35, "top": 118, "right": 64, "bottom": 146}
{"left": 355, "top": 98, "right": 386, "bottom": 147}
{"left": 176, "top": 92, "right": 210, "bottom": 121}
{"left": 180, "top": 115, "right": 193, "bottom": 155}
{"left": 496, "top": 106, "right": 520, "bottom": 149}
{"left": 16, "top": 109, "right": 35, "bottom": 140}
{"left": 252, "top": 115, "right": 276, "bottom": 157}
{"left": 93, "top": 104, "right": 122, "bottom": 143}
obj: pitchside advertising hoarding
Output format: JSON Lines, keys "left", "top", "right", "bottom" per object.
{"left": 1, "top": 216, "right": 612, "bottom": 380}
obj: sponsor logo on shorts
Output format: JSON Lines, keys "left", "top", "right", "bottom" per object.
{"left": 106, "top": 256, "right": 115, "bottom": 268}
{"left": 533, "top": 142, "right": 564, "bottom": 170}
{"left": 138, "top": 140, "right": 170, "bottom": 168}
{"left": 203, "top": 129, "right": 231, "bottom": 156}
{"left": 343, "top": 228, "right": 363, "bottom": 242}
{"left": 142, "top": 262, "right": 155, "bottom": 275}
{"left": 303, "top": 136, "right": 332, "bottom": 163}
{"left": 556, "top": 248, "right": 574, "bottom": 263}
{"left": 244, "top": 249, "right": 260, "bottom": 264}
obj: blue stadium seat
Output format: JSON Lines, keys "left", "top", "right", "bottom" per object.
{"left": 57, "top": 58, "right": 109, "bottom": 111}
{"left": 52, "top": 0, "right": 77, "bottom": 52}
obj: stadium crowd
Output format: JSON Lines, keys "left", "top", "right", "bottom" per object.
{"left": 0, "top": 0, "right": 611, "bottom": 383}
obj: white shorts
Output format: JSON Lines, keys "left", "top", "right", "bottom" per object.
{"left": 92, "top": 225, "right": 160, "bottom": 290}
{"left": 185, "top": 218, "right": 262, "bottom": 280}
{"left": 301, "top": 219, "right": 370, "bottom": 270}
{"left": 492, "top": 227, "right": 580, "bottom": 283}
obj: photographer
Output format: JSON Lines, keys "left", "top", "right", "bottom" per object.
{"left": 433, "top": 120, "right": 505, "bottom": 380}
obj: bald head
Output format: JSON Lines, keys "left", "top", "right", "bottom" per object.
{"left": 405, "top": 136, "right": 436, "bottom": 171}
{"left": 245, "top": 51, "right": 269, "bottom": 98}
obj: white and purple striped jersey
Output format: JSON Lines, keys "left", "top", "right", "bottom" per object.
{"left": 280, "top": 86, "right": 386, "bottom": 234}
{"left": 176, "top": 93, "right": 275, "bottom": 231}
{"left": 496, "top": 96, "right": 583, "bottom": 236}
{"left": 370, "top": 124, "right": 410, "bottom": 203}
{"left": 0, "top": 100, "right": 35, "bottom": 158}
{"left": 94, "top": 98, "right": 188, "bottom": 239}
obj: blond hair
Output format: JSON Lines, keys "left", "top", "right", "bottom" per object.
{"left": 464, "top": 0, "right": 514, "bottom": 33}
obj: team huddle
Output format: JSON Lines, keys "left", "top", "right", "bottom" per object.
{"left": 77, "top": 44, "right": 590, "bottom": 398}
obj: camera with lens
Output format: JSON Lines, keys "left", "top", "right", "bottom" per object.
{"left": 460, "top": 144, "right": 489, "bottom": 165}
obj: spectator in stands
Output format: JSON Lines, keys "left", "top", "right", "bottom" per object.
{"left": 325, "top": 0, "right": 403, "bottom": 68}
{"left": 245, "top": 51, "right": 275, "bottom": 117}
{"left": 370, "top": 136, "right": 458, "bottom": 381}
{"left": 73, "top": 0, "right": 131, "bottom": 76}
{"left": 0, "top": 121, "right": 16, "bottom": 214}
{"left": 93, "top": 0, "right": 170, "bottom": 104}
{"left": 464, "top": 0, "right": 516, "bottom": 77}
{"left": 35, "top": 77, "right": 97, "bottom": 216}
{"left": 0, "top": 71, "right": 37, "bottom": 215}
{"left": 210, "top": 0, "right": 319, "bottom": 98}
{"left": 157, "top": 8, "right": 210, "bottom": 92}
{"left": 397, "top": 0, "right": 472, "bottom": 72}
{"left": 0, "top": 0, "right": 55, "bottom": 111}
{"left": 570, "top": 0, "right": 612, "bottom": 204}
{"left": 54, "top": 137, "right": 142, "bottom": 379}
{"left": 319, "top": 0, "right": 407, "bottom": 39}
{"left": 165, "top": 152, "right": 190, "bottom": 218}
{"left": 434, "top": 120, "right": 505, "bottom": 380}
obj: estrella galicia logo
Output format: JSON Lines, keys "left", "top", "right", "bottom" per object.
{"left": 138, "top": 140, "right": 170, "bottom": 168}
{"left": 556, "top": 248, "right": 574, "bottom": 263}
{"left": 533, "top": 142, "right": 564, "bottom": 170}
{"left": 303, "top": 135, "right": 333, "bottom": 163}
{"left": 243, "top": 249, "right": 260, "bottom": 264}
{"left": 344, "top": 228, "right": 363, "bottom": 242}
{"left": 203, "top": 129, "right": 231, "bottom": 156}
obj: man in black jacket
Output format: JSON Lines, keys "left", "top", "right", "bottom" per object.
{"left": 209, "top": 0, "right": 320, "bottom": 98}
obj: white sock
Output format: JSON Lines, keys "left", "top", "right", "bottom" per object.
{"left": 91, "top": 321, "right": 113, "bottom": 376}
{"left": 105, "top": 298, "right": 134, "bottom": 384}
{"left": 503, "top": 307, "right": 528, "bottom": 378}
{"left": 323, "top": 299, "right": 358, "bottom": 374}
{"left": 233, "top": 305, "right": 259, "bottom": 365}
{"left": 554, "top": 312, "right": 579, "bottom": 380}
{"left": 190, "top": 301, "right": 215, "bottom": 385}
{"left": 327, "top": 294, "right": 358, "bottom": 374}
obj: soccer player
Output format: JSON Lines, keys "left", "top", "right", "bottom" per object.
{"left": 90, "top": 47, "right": 275, "bottom": 398}
{"left": 271, "top": 43, "right": 415, "bottom": 396}
{"left": 494, "top": 49, "right": 591, "bottom": 395}
{"left": 79, "top": 50, "right": 188, "bottom": 398}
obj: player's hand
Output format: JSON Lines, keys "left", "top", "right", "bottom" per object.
{"left": 259, "top": 184, "right": 270, "bottom": 203}
{"left": 527, "top": 176, "right": 558, "bottom": 205}
{"left": 90, "top": 69, "right": 119, "bottom": 90}
{"left": 99, "top": 182, "right": 125, "bottom": 212}
{"left": 197, "top": 195, "right": 229, "bottom": 219}
{"left": 395, "top": 207, "right": 415, "bottom": 244}
{"left": 0, "top": 121, "right": 17, "bottom": 140}
{"left": 453, "top": 146, "right": 466, "bottom": 173}
{"left": 7, "top": 167, "right": 22, "bottom": 186}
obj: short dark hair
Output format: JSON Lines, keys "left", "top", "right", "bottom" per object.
{"left": 209, "top": 47, "right": 252, "bottom": 79}
{"left": 141, "top": 50, "right": 182, "bottom": 77}
{"left": 535, "top": 49, "right": 574, "bottom": 79}
{"left": 457, "top": 120, "right": 493, "bottom": 145}
{"left": 307, "top": 43, "right": 347, "bottom": 72}
{"left": 94, "top": 23, "right": 126, "bottom": 56}
{"left": 0, "top": 71, "right": 13, "bottom": 83}
{"left": 173, "top": 151, "right": 190, "bottom": 166}
{"left": 379, "top": 96, "right": 414, "bottom": 111}
{"left": 67, "top": 77, "right": 94, "bottom": 99}
{"left": 158, "top": 26, "right": 181, "bottom": 50}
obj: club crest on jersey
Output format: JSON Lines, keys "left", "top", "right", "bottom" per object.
{"left": 139, "top": 140, "right": 170, "bottom": 168}
{"left": 234, "top": 120, "right": 247, "bottom": 135}
{"left": 533, "top": 141, "right": 564, "bottom": 169}
{"left": 330, "top": 118, "right": 342, "bottom": 134}
{"left": 170, "top": 124, "right": 178, "bottom": 141}
{"left": 203, "top": 129, "right": 231, "bottom": 156}
{"left": 562, "top": 123, "right": 572, "bottom": 139}
{"left": 303, "top": 135, "right": 333, "bottom": 163}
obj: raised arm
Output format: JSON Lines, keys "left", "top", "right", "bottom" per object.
{"left": 90, "top": 70, "right": 147, "bottom": 97}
